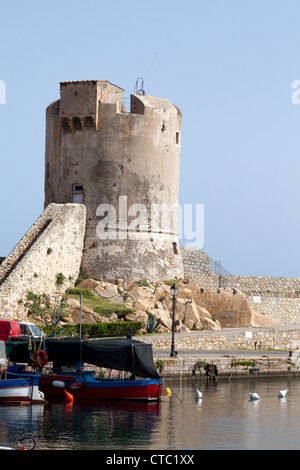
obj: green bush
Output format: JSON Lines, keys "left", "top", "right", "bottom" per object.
{"left": 66, "top": 287, "right": 94, "bottom": 297}
{"left": 44, "top": 321, "right": 142, "bottom": 338}
{"left": 93, "top": 306, "right": 136, "bottom": 318}
{"left": 56, "top": 272, "right": 67, "bottom": 285}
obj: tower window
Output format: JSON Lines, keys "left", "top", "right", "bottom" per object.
{"left": 176, "top": 132, "right": 179, "bottom": 144}
{"left": 61, "top": 118, "right": 71, "bottom": 134}
{"left": 72, "top": 184, "right": 84, "bottom": 203}
{"left": 72, "top": 117, "right": 82, "bottom": 131}
{"left": 84, "top": 116, "right": 94, "bottom": 130}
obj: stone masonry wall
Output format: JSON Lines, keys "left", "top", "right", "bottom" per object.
{"left": 0, "top": 204, "right": 62, "bottom": 285}
{"left": 195, "top": 274, "right": 300, "bottom": 325}
{"left": 181, "top": 248, "right": 300, "bottom": 325}
{"left": 0, "top": 203, "right": 86, "bottom": 320}
{"left": 141, "top": 325, "right": 300, "bottom": 351}
{"left": 180, "top": 247, "right": 213, "bottom": 276}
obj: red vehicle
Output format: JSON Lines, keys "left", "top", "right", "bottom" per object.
{"left": 0, "top": 320, "right": 21, "bottom": 341}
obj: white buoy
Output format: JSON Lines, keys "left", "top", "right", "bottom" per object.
{"left": 278, "top": 389, "right": 288, "bottom": 398}
{"left": 195, "top": 388, "right": 202, "bottom": 399}
{"left": 52, "top": 380, "right": 65, "bottom": 388}
{"left": 249, "top": 392, "right": 260, "bottom": 400}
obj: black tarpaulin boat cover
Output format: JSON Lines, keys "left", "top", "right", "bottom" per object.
{"left": 8, "top": 337, "right": 160, "bottom": 380}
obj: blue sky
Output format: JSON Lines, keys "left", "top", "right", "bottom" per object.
{"left": 0, "top": 0, "right": 299, "bottom": 278}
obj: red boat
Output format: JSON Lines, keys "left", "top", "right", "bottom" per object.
{"left": 39, "top": 373, "right": 162, "bottom": 401}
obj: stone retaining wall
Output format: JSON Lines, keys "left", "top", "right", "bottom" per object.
{"left": 146, "top": 327, "right": 300, "bottom": 377}
{"left": 0, "top": 204, "right": 62, "bottom": 286}
{"left": 140, "top": 325, "right": 300, "bottom": 352}
{"left": 180, "top": 247, "right": 213, "bottom": 276}
{"left": 181, "top": 248, "right": 300, "bottom": 324}
{"left": 196, "top": 274, "right": 300, "bottom": 324}
{"left": 0, "top": 203, "right": 86, "bottom": 320}
{"left": 153, "top": 355, "right": 297, "bottom": 378}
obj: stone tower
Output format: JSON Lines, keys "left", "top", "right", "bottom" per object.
{"left": 44, "top": 80, "right": 184, "bottom": 281}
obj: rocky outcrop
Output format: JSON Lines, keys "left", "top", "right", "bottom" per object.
{"left": 62, "top": 277, "right": 279, "bottom": 333}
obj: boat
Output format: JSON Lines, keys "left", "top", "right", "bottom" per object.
{"left": 40, "top": 373, "right": 162, "bottom": 401}
{"left": 0, "top": 372, "right": 44, "bottom": 405}
{"left": 7, "top": 337, "right": 162, "bottom": 402}
{"left": 0, "top": 341, "right": 44, "bottom": 405}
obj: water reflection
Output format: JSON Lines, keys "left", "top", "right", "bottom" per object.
{"left": 0, "top": 405, "right": 44, "bottom": 449}
{"left": 39, "top": 400, "right": 161, "bottom": 450}
{"left": 1, "top": 377, "right": 300, "bottom": 450}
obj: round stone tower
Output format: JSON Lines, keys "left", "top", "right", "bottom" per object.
{"left": 44, "top": 80, "right": 184, "bottom": 281}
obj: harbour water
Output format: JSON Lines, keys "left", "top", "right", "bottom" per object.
{"left": 1, "top": 375, "right": 300, "bottom": 451}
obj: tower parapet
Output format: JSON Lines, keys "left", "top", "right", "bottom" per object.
{"left": 45, "top": 80, "right": 184, "bottom": 281}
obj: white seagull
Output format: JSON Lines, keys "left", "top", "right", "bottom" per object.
{"left": 195, "top": 389, "right": 202, "bottom": 399}
{"left": 278, "top": 389, "right": 288, "bottom": 398}
{"left": 249, "top": 392, "right": 260, "bottom": 400}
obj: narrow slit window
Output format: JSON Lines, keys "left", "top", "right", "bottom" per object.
{"left": 61, "top": 118, "right": 71, "bottom": 134}
{"left": 176, "top": 132, "right": 179, "bottom": 144}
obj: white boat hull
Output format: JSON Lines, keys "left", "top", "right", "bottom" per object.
{"left": 0, "top": 377, "right": 44, "bottom": 405}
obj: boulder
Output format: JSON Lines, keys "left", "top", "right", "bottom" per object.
{"left": 125, "top": 309, "right": 149, "bottom": 323}
{"left": 175, "top": 299, "right": 201, "bottom": 330}
{"left": 133, "top": 298, "right": 155, "bottom": 313}
{"left": 76, "top": 278, "right": 101, "bottom": 291}
{"left": 94, "top": 283, "right": 124, "bottom": 303}
{"left": 174, "top": 319, "right": 190, "bottom": 333}
{"left": 77, "top": 279, "right": 125, "bottom": 303}
{"left": 197, "top": 306, "right": 221, "bottom": 330}
{"left": 66, "top": 298, "right": 108, "bottom": 324}
{"left": 126, "top": 283, "right": 156, "bottom": 302}
{"left": 250, "top": 310, "right": 281, "bottom": 327}
{"left": 153, "top": 308, "right": 172, "bottom": 330}
{"left": 108, "top": 312, "right": 119, "bottom": 322}
{"left": 181, "top": 282, "right": 253, "bottom": 327}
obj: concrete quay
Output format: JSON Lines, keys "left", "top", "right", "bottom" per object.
{"left": 143, "top": 325, "right": 300, "bottom": 379}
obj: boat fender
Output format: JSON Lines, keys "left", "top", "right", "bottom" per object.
{"left": 52, "top": 380, "right": 66, "bottom": 388}
{"left": 70, "top": 382, "right": 84, "bottom": 390}
{"left": 64, "top": 390, "right": 73, "bottom": 403}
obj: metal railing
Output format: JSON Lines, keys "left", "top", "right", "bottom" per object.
{"left": 211, "top": 260, "right": 233, "bottom": 288}
{"left": 211, "top": 260, "right": 231, "bottom": 276}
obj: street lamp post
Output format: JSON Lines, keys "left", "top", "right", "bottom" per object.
{"left": 170, "top": 283, "right": 179, "bottom": 357}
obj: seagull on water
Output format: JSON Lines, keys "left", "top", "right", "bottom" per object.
{"left": 195, "top": 389, "right": 202, "bottom": 399}
{"left": 278, "top": 389, "right": 288, "bottom": 398}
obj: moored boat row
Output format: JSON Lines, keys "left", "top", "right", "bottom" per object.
{"left": 1, "top": 337, "right": 162, "bottom": 404}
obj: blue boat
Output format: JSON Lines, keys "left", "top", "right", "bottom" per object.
{"left": 0, "top": 340, "right": 44, "bottom": 405}
{"left": 0, "top": 371, "right": 44, "bottom": 405}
